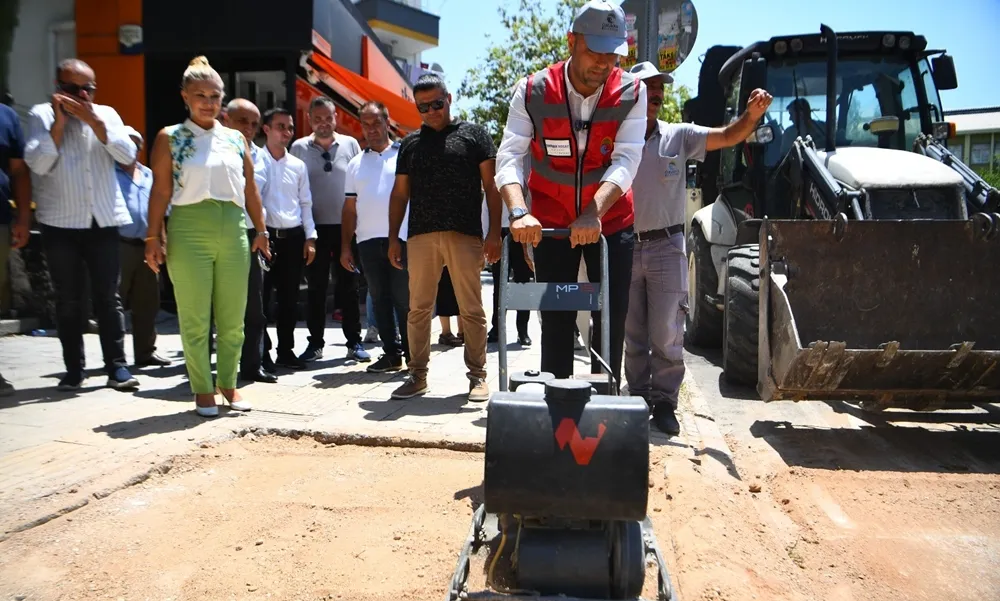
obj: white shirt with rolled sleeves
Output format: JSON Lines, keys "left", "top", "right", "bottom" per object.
{"left": 632, "top": 120, "right": 710, "bottom": 232}
{"left": 494, "top": 59, "right": 648, "bottom": 194}
{"left": 344, "top": 142, "right": 407, "bottom": 243}
{"left": 24, "top": 102, "right": 138, "bottom": 229}
{"left": 260, "top": 147, "right": 317, "bottom": 240}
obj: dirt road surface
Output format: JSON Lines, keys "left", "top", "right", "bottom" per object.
{"left": 1, "top": 421, "right": 998, "bottom": 601}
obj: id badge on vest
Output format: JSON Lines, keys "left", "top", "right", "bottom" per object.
{"left": 543, "top": 138, "right": 572, "bottom": 158}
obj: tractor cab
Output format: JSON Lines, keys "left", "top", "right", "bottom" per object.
{"left": 695, "top": 30, "right": 961, "bottom": 224}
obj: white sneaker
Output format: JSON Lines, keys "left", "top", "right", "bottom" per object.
{"left": 364, "top": 327, "right": 380, "bottom": 343}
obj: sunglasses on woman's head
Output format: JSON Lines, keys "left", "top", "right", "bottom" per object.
{"left": 321, "top": 150, "right": 332, "bottom": 172}
{"left": 417, "top": 99, "right": 447, "bottom": 114}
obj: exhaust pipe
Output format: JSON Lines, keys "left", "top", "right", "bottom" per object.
{"left": 820, "top": 24, "right": 837, "bottom": 152}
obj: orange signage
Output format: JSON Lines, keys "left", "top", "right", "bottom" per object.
{"left": 554, "top": 418, "right": 607, "bottom": 466}
{"left": 362, "top": 36, "right": 413, "bottom": 102}
{"left": 312, "top": 30, "right": 332, "bottom": 59}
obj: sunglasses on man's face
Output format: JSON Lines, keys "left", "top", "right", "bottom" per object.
{"left": 58, "top": 81, "right": 97, "bottom": 96}
{"left": 321, "top": 150, "right": 332, "bottom": 172}
{"left": 416, "top": 98, "right": 447, "bottom": 114}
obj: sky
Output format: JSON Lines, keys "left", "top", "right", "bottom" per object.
{"left": 421, "top": 0, "right": 998, "bottom": 113}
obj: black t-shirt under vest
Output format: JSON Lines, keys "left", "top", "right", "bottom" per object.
{"left": 396, "top": 120, "right": 496, "bottom": 239}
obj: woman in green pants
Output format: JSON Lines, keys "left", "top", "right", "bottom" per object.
{"left": 143, "top": 56, "right": 270, "bottom": 417}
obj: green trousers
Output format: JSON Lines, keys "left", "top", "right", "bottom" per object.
{"left": 166, "top": 200, "right": 250, "bottom": 394}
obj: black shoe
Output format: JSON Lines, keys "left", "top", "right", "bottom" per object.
{"left": 367, "top": 354, "right": 403, "bottom": 373}
{"left": 262, "top": 355, "right": 276, "bottom": 373}
{"left": 240, "top": 369, "right": 278, "bottom": 383}
{"left": 57, "top": 371, "right": 86, "bottom": 391}
{"left": 651, "top": 404, "right": 680, "bottom": 436}
{"left": 487, "top": 329, "right": 498, "bottom": 343}
{"left": 299, "top": 346, "right": 323, "bottom": 362}
{"left": 136, "top": 353, "right": 172, "bottom": 367}
{"left": 517, "top": 334, "right": 532, "bottom": 346}
{"left": 275, "top": 354, "right": 306, "bottom": 370}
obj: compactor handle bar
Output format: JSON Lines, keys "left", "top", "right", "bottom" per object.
{"left": 498, "top": 229, "right": 612, "bottom": 393}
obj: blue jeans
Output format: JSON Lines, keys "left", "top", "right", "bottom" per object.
{"left": 624, "top": 233, "right": 686, "bottom": 408}
{"left": 358, "top": 237, "right": 409, "bottom": 359}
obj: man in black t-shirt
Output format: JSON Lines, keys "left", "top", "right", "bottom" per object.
{"left": 387, "top": 74, "right": 501, "bottom": 402}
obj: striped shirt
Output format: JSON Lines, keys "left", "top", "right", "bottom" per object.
{"left": 23, "top": 102, "right": 137, "bottom": 229}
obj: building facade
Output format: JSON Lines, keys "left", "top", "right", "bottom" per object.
{"left": 945, "top": 106, "right": 1000, "bottom": 173}
{"left": 3, "top": 0, "right": 443, "bottom": 148}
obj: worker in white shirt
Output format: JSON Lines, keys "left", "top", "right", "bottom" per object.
{"left": 340, "top": 101, "right": 410, "bottom": 374}
{"left": 259, "top": 108, "right": 317, "bottom": 370}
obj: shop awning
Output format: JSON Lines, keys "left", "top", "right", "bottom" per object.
{"left": 307, "top": 52, "right": 422, "bottom": 132}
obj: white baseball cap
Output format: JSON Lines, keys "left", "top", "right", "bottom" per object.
{"left": 628, "top": 61, "right": 675, "bottom": 85}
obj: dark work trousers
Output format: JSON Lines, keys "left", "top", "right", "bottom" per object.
{"left": 491, "top": 228, "right": 532, "bottom": 337}
{"left": 358, "top": 237, "right": 410, "bottom": 359}
{"left": 262, "top": 226, "right": 305, "bottom": 359}
{"left": 532, "top": 226, "right": 634, "bottom": 384}
{"left": 118, "top": 239, "right": 160, "bottom": 362}
{"left": 241, "top": 228, "right": 266, "bottom": 374}
{"left": 41, "top": 222, "right": 128, "bottom": 375}
{"left": 306, "top": 224, "right": 361, "bottom": 348}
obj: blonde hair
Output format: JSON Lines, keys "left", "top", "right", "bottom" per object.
{"left": 182, "top": 56, "right": 224, "bottom": 91}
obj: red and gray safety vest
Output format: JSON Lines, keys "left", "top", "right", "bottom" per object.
{"left": 523, "top": 60, "right": 639, "bottom": 234}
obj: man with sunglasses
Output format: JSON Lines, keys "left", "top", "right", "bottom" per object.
{"left": 290, "top": 97, "right": 366, "bottom": 364}
{"left": 24, "top": 58, "right": 140, "bottom": 392}
{"left": 622, "top": 62, "right": 771, "bottom": 436}
{"left": 387, "top": 73, "right": 502, "bottom": 402}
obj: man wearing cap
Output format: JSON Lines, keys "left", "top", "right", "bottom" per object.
{"left": 116, "top": 126, "right": 170, "bottom": 368}
{"left": 495, "top": 0, "right": 647, "bottom": 387}
{"left": 624, "top": 61, "right": 772, "bottom": 435}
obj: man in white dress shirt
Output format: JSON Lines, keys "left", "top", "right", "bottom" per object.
{"left": 494, "top": 0, "right": 647, "bottom": 389}
{"left": 223, "top": 98, "right": 277, "bottom": 383}
{"left": 259, "top": 108, "right": 317, "bottom": 370}
{"left": 24, "top": 58, "right": 140, "bottom": 392}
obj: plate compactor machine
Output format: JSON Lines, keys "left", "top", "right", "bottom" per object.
{"left": 445, "top": 231, "right": 675, "bottom": 601}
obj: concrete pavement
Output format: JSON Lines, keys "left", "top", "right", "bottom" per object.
{"left": 0, "top": 282, "right": 703, "bottom": 540}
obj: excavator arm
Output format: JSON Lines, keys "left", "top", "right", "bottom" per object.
{"left": 914, "top": 133, "right": 1000, "bottom": 214}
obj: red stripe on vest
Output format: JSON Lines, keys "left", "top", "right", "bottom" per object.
{"left": 526, "top": 61, "right": 636, "bottom": 234}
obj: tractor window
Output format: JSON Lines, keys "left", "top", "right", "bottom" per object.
{"left": 719, "top": 70, "right": 742, "bottom": 184}
{"left": 763, "top": 56, "right": 929, "bottom": 167}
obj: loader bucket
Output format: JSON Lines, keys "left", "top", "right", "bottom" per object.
{"left": 758, "top": 217, "right": 1000, "bottom": 410}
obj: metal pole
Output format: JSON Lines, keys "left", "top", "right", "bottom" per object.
{"left": 642, "top": 0, "right": 657, "bottom": 65}
{"left": 498, "top": 235, "right": 510, "bottom": 392}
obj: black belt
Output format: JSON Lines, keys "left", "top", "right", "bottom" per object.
{"left": 267, "top": 225, "right": 304, "bottom": 239}
{"left": 120, "top": 236, "right": 145, "bottom": 246}
{"left": 635, "top": 224, "right": 683, "bottom": 243}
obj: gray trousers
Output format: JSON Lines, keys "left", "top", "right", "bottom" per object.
{"left": 624, "top": 233, "right": 687, "bottom": 408}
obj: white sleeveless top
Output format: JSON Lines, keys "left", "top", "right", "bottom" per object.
{"left": 166, "top": 119, "right": 247, "bottom": 208}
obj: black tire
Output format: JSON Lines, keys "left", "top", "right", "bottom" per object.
{"left": 723, "top": 244, "right": 760, "bottom": 385}
{"left": 685, "top": 226, "right": 723, "bottom": 348}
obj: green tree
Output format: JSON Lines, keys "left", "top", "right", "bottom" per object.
{"left": 459, "top": 0, "right": 691, "bottom": 145}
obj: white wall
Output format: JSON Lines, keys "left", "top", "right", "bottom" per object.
{"left": 8, "top": 0, "right": 75, "bottom": 114}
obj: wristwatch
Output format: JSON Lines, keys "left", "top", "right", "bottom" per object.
{"left": 509, "top": 206, "right": 530, "bottom": 223}
{"left": 257, "top": 230, "right": 269, "bottom": 239}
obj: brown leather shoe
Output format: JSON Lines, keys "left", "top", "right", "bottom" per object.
{"left": 391, "top": 376, "right": 428, "bottom": 399}
{"left": 468, "top": 378, "right": 490, "bottom": 402}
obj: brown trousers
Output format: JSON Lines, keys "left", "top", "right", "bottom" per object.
{"left": 406, "top": 231, "right": 487, "bottom": 381}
